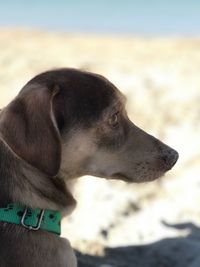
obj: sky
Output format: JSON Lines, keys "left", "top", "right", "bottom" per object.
{"left": 0, "top": 0, "right": 199, "bottom": 36}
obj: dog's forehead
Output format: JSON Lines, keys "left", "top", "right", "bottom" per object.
{"left": 58, "top": 70, "right": 126, "bottom": 115}
{"left": 113, "top": 90, "right": 127, "bottom": 106}
{"left": 80, "top": 72, "right": 127, "bottom": 115}
{"left": 23, "top": 69, "right": 127, "bottom": 123}
{"left": 78, "top": 71, "right": 126, "bottom": 107}
{"left": 25, "top": 68, "right": 125, "bottom": 102}
{"left": 104, "top": 88, "right": 127, "bottom": 113}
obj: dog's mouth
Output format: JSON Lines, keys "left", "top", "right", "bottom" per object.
{"left": 110, "top": 171, "right": 165, "bottom": 183}
{"left": 110, "top": 173, "right": 133, "bottom": 183}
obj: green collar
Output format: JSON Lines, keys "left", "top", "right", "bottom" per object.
{"left": 0, "top": 203, "right": 61, "bottom": 235}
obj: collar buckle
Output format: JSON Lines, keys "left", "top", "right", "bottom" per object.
{"left": 21, "top": 207, "right": 45, "bottom": 231}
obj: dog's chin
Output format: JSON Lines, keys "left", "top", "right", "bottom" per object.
{"left": 110, "top": 171, "right": 165, "bottom": 183}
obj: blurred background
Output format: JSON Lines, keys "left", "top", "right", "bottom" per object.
{"left": 0, "top": 1, "right": 200, "bottom": 266}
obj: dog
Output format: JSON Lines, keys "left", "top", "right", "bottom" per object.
{"left": 0, "top": 68, "right": 178, "bottom": 267}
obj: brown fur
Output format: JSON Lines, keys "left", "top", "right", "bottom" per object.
{"left": 0, "top": 68, "right": 178, "bottom": 266}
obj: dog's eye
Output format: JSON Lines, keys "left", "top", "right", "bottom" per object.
{"left": 109, "top": 112, "right": 119, "bottom": 127}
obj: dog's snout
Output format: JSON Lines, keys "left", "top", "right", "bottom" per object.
{"left": 162, "top": 148, "right": 179, "bottom": 170}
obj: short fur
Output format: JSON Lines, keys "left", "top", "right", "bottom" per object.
{"left": 0, "top": 68, "right": 178, "bottom": 267}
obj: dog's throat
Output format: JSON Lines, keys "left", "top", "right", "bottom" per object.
{"left": 0, "top": 203, "right": 61, "bottom": 235}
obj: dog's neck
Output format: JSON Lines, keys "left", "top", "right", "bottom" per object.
{"left": 0, "top": 137, "right": 77, "bottom": 217}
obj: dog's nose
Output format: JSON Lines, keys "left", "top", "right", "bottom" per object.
{"left": 162, "top": 148, "right": 179, "bottom": 170}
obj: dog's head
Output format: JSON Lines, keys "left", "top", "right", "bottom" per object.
{"left": 0, "top": 69, "right": 178, "bottom": 182}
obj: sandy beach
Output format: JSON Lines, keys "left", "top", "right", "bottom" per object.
{"left": 0, "top": 29, "right": 200, "bottom": 266}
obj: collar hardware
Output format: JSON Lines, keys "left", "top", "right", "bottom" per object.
{"left": 21, "top": 207, "right": 45, "bottom": 231}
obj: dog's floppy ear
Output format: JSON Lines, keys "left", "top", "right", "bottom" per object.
{"left": 0, "top": 84, "right": 61, "bottom": 176}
